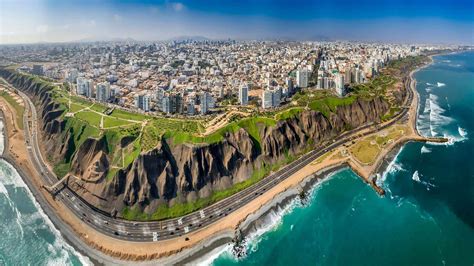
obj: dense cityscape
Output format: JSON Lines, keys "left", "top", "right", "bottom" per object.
{"left": 0, "top": 41, "right": 450, "bottom": 118}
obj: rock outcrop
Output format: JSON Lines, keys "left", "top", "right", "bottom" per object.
{"left": 1, "top": 69, "right": 390, "bottom": 216}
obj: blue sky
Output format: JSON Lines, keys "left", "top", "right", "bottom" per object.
{"left": 0, "top": 0, "right": 473, "bottom": 44}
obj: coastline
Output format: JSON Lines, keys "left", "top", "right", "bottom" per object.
{"left": 0, "top": 51, "right": 453, "bottom": 265}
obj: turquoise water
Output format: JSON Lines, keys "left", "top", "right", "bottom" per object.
{"left": 209, "top": 51, "right": 474, "bottom": 266}
{"left": 0, "top": 121, "right": 90, "bottom": 265}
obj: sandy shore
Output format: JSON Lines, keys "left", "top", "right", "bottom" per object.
{"left": 0, "top": 54, "right": 448, "bottom": 265}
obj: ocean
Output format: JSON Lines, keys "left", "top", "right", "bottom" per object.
{"left": 0, "top": 120, "right": 91, "bottom": 265}
{"left": 205, "top": 51, "right": 474, "bottom": 265}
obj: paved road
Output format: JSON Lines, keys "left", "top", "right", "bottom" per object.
{"left": 3, "top": 75, "right": 413, "bottom": 243}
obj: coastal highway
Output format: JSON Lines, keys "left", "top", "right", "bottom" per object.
{"left": 4, "top": 75, "right": 414, "bottom": 243}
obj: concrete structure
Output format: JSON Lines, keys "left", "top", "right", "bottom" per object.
{"left": 135, "top": 94, "right": 151, "bottom": 112}
{"left": 95, "top": 82, "right": 110, "bottom": 102}
{"left": 262, "top": 89, "right": 274, "bottom": 109}
{"left": 296, "top": 69, "right": 309, "bottom": 88}
{"left": 32, "top": 64, "right": 44, "bottom": 76}
{"left": 238, "top": 84, "right": 248, "bottom": 106}
{"left": 335, "top": 73, "right": 345, "bottom": 96}
{"left": 162, "top": 96, "right": 170, "bottom": 113}
{"left": 76, "top": 77, "right": 93, "bottom": 98}
{"left": 200, "top": 92, "right": 211, "bottom": 115}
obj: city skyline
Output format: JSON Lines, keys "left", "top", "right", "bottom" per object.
{"left": 1, "top": 0, "right": 473, "bottom": 45}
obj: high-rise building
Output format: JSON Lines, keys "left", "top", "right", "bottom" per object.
{"left": 273, "top": 87, "right": 282, "bottom": 107}
{"left": 238, "top": 84, "right": 249, "bottom": 106}
{"left": 171, "top": 94, "right": 184, "bottom": 114}
{"left": 135, "top": 94, "right": 151, "bottom": 112}
{"left": 296, "top": 69, "right": 309, "bottom": 88}
{"left": 162, "top": 96, "right": 170, "bottom": 113}
{"left": 32, "top": 64, "right": 44, "bottom": 76}
{"left": 317, "top": 76, "right": 323, "bottom": 89}
{"left": 200, "top": 92, "right": 211, "bottom": 115}
{"left": 76, "top": 77, "right": 93, "bottom": 98}
{"left": 324, "top": 77, "right": 330, "bottom": 89}
{"left": 355, "top": 69, "right": 361, "bottom": 84}
{"left": 262, "top": 90, "right": 274, "bottom": 109}
{"left": 335, "top": 74, "right": 345, "bottom": 97}
{"left": 344, "top": 69, "right": 352, "bottom": 84}
{"left": 187, "top": 101, "right": 195, "bottom": 115}
{"left": 285, "top": 77, "right": 294, "bottom": 94}
{"left": 95, "top": 82, "right": 110, "bottom": 102}
{"left": 66, "top": 69, "right": 78, "bottom": 83}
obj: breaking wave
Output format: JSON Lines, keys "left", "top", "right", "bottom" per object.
{"left": 376, "top": 146, "right": 406, "bottom": 188}
{"left": 458, "top": 127, "right": 468, "bottom": 138}
{"left": 420, "top": 146, "right": 432, "bottom": 154}
{"left": 437, "top": 82, "right": 446, "bottom": 87}
{"left": 412, "top": 171, "right": 421, "bottom": 182}
{"left": 422, "top": 94, "right": 452, "bottom": 137}
{"left": 410, "top": 170, "right": 436, "bottom": 191}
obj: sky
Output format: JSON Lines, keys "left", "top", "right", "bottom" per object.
{"left": 0, "top": 0, "right": 473, "bottom": 44}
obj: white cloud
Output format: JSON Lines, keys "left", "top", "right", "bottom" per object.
{"left": 36, "top": 24, "right": 49, "bottom": 33}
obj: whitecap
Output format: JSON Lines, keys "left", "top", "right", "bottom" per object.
{"left": 377, "top": 146, "right": 406, "bottom": 187}
{"left": 412, "top": 171, "right": 421, "bottom": 182}
{"left": 437, "top": 82, "right": 446, "bottom": 87}
{"left": 0, "top": 160, "right": 92, "bottom": 266}
{"left": 458, "top": 126, "right": 468, "bottom": 138}
{"left": 428, "top": 94, "right": 453, "bottom": 137}
{"left": 0, "top": 181, "right": 8, "bottom": 197}
{"left": 193, "top": 244, "right": 233, "bottom": 266}
{"left": 420, "top": 146, "right": 432, "bottom": 154}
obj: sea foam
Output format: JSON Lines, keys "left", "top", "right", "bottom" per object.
{"left": 458, "top": 127, "right": 468, "bottom": 138}
{"left": 412, "top": 171, "right": 421, "bottom": 182}
{"left": 420, "top": 146, "right": 432, "bottom": 154}
{"left": 0, "top": 160, "right": 92, "bottom": 265}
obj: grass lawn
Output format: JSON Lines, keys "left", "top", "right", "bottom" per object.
{"left": 89, "top": 103, "right": 107, "bottom": 113}
{"left": 349, "top": 139, "right": 381, "bottom": 165}
{"left": 74, "top": 111, "right": 102, "bottom": 128}
{"left": 111, "top": 108, "right": 149, "bottom": 121}
{"left": 103, "top": 116, "right": 135, "bottom": 128}
{"left": 69, "top": 103, "right": 86, "bottom": 113}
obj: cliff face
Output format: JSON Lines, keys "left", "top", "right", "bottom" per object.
{"left": 1, "top": 70, "right": 389, "bottom": 215}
